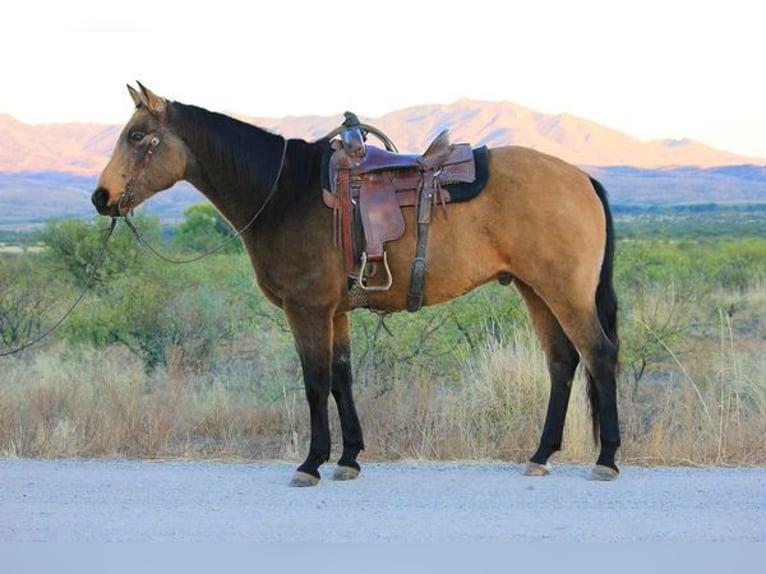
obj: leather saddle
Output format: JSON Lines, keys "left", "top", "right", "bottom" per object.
{"left": 322, "top": 114, "right": 482, "bottom": 311}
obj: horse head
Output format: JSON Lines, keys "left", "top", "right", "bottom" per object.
{"left": 92, "top": 83, "right": 190, "bottom": 217}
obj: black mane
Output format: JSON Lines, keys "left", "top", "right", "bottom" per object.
{"left": 168, "top": 101, "right": 327, "bottom": 211}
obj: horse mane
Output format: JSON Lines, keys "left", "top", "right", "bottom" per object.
{"left": 169, "top": 102, "right": 326, "bottom": 208}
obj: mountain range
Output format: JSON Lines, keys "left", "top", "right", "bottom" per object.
{"left": 2, "top": 98, "right": 763, "bottom": 175}
{"left": 1, "top": 98, "right": 765, "bottom": 226}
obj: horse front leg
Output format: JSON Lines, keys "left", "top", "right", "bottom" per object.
{"left": 330, "top": 313, "right": 364, "bottom": 480}
{"left": 285, "top": 307, "right": 334, "bottom": 487}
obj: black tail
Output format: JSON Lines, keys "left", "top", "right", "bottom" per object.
{"left": 586, "top": 177, "right": 619, "bottom": 442}
{"left": 590, "top": 177, "right": 619, "bottom": 351}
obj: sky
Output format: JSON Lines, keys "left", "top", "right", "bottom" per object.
{"left": 1, "top": 0, "right": 764, "bottom": 158}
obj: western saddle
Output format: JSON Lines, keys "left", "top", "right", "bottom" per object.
{"left": 323, "top": 112, "right": 479, "bottom": 312}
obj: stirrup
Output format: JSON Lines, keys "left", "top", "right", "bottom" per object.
{"left": 357, "top": 251, "right": 393, "bottom": 292}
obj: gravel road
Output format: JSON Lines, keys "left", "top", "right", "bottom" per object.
{"left": 1, "top": 458, "right": 763, "bottom": 543}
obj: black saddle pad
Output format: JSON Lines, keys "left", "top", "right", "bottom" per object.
{"left": 444, "top": 146, "right": 489, "bottom": 202}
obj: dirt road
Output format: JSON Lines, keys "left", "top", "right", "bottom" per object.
{"left": 1, "top": 458, "right": 763, "bottom": 542}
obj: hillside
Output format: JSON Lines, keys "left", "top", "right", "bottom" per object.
{"left": 0, "top": 114, "right": 119, "bottom": 175}
{"left": 1, "top": 99, "right": 763, "bottom": 176}
{"left": 0, "top": 172, "right": 201, "bottom": 226}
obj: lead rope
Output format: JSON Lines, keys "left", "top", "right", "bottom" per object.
{"left": 0, "top": 218, "right": 118, "bottom": 358}
{"left": 123, "top": 138, "right": 289, "bottom": 265}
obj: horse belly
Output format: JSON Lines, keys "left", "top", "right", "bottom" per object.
{"left": 365, "top": 191, "right": 511, "bottom": 311}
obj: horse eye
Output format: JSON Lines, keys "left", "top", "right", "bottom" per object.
{"left": 129, "top": 131, "right": 145, "bottom": 143}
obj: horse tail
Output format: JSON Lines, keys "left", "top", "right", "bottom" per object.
{"left": 590, "top": 177, "right": 619, "bottom": 351}
{"left": 586, "top": 176, "right": 619, "bottom": 442}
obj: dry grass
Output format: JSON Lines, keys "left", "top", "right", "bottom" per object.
{"left": 618, "top": 312, "right": 766, "bottom": 466}
{"left": 0, "top": 346, "right": 295, "bottom": 460}
{"left": 356, "top": 330, "right": 590, "bottom": 463}
{"left": 2, "top": 309, "right": 763, "bottom": 467}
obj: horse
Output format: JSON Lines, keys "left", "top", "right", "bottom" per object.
{"left": 92, "top": 83, "right": 621, "bottom": 486}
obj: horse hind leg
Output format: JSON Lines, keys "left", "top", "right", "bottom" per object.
{"left": 516, "top": 282, "right": 580, "bottom": 477}
{"left": 552, "top": 300, "right": 621, "bottom": 480}
{"left": 584, "top": 336, "right": 621, "bottom": 480}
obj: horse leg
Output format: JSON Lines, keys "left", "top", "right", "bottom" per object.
{"left": 330, "top": 313, "right": 365, "bottom": 480}
{"left": 516, "top": 282, "right": 580, "bottom": 476}
{"left": 585, "top": 337, "right": 621, "bottom": 480}
{"left": 551, "top": 303, "right": 621, "bottom": 480}
{"left": 284, "top": 306, "right": 334, "bottom": 487}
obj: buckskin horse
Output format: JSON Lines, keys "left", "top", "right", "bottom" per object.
{"left": 92, "top": 83, "right": 620, "bottom": 485}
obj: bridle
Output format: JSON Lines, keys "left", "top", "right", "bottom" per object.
{"left": 118, "top": 108, "right": 167, "bottom": 215}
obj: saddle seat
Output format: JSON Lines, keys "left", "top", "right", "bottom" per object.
{"left": 349, "top": 130, "right": 454, "bottom": 173}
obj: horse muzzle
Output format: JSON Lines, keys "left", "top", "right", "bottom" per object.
{"left": 91, "top": 187, "right": 123, "bottom": 217}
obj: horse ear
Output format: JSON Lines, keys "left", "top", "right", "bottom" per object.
{"left": 135, "top": 81, "right": 166, "bottom": 115}
{"left": 127, "top": 84, "right": 142, "bottom": 108}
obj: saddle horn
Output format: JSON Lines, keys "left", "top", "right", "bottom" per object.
{"left": 323, "top": 113, "right": 399, "bottom": 153}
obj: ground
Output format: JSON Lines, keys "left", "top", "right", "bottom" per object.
{"left": 1, "top": 458, "right": 763, "bottom": 542}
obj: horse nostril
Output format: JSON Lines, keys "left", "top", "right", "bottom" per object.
{"left": 92, "top": 187, "right": 109, "bottom": 212}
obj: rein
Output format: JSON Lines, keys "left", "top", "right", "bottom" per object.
{"left": 123, "top": 137, "right": 289, "bottom": 265}
{"left": 0, "top": 218, "right": 118, "bottom": 358}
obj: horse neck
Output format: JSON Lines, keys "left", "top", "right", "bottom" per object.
{"left": 170, "top": 102, "right": 288, "bottom": 228}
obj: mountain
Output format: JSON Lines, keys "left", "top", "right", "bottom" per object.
{"left": 1, "top": 99, "right": 763, "bottom": 176}
{"left": 589, "top": 165, "right": 766, "bottom": 207}
{"left": 0, "top": 171, "right": 201, "bottom": 226}
{"left": 244, "top": 99, "right": 764, "bottom": 169}
{"left": 1, "top": 100, "right": 765, "bottom": 227}
{"left": 0, "top": 114, "right": 119, "bottom": 175}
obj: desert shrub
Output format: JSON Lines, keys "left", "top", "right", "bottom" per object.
{"left": 349, "top": 282, "right": 528, "bottom": 388}
{"left": 0, "top": 256, "right": 70, "bottom": 350}
{"left": 173, "top": 203, "right": 243, "bottom": 254}
{"left": 39, "top": 215, "right": 160, "bottom": 288}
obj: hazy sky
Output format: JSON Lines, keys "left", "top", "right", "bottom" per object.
{"left": 1, "top": 0, "right": 764, "bottom": 158}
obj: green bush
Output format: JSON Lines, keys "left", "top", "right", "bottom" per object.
{"left": 173, "top": 204, "right": 243, "bottom": 254}
{"left": 0, "top": 256, "right": 69, "bottom": 350}
{"left": 7, "top": 212, "right": 766, "bottom": 385}
{"left": 39, "top": 215, "right": 161, "bottom": 289}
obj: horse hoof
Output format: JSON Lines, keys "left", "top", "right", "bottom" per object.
{"left": 523, "top": 462, "right": 551, "bottom": 477}
{"left": 332, "top": 465, "right": 361, "bottom": 481}
{"left": 289, "top": 471, "right": 320, "bottom": 487}
{"left": 590, "top": 465, "right": 619, "bottom": 481}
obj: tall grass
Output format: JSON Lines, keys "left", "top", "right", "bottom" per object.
{"left": 618, "top": 310, "right": 766, "bottom": 465}
{"left": 2, "top": 303, "right": 763, "bottom": 466}
{"left": 0, "top": 346, "right": 295, "bottom": 460}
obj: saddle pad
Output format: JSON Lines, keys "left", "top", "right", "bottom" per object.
{"left": 443, "top": 146, "right": 489, "bottom": 203}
